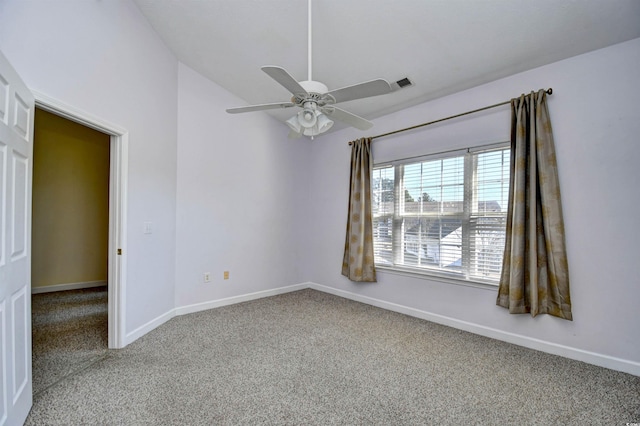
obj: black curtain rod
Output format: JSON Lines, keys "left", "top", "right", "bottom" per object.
{"left": 348, "top": 88, "right": 553, "bottom": 145}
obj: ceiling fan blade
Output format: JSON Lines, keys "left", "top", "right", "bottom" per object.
{"left": 226, "top": 101, "right": 295, "bottom": 114}
{"left": 325, "top": 79, "right": 392, "bottom": 104}
{"left": 262, "top": 66, "right": 309, "bottom": 97}
{"left": 323, "top": 106, "right": 373, "bottom": 130}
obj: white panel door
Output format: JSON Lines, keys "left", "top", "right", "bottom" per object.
{"left": 0, "top": 50, "right": 34, "bottom": 426}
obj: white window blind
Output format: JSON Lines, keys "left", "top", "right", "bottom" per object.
{"left": 372, "top": 145, "right": 510, "bottom": 284}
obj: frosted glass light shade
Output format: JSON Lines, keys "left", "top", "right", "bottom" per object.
{"left": 297, "top": 108, "right": 317, "bottom": 128}
{"left": 316, "top": 113, "right": 333, "bottom": 133}
{"left": 288, "top": 109, "right": 333, "bottom": 138}
{"left": 286, "top": 115, "right": 301, "bottom": 133}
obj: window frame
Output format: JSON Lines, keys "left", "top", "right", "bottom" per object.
{"left": 372, "top": 142, "right": 510, "bottom": 288}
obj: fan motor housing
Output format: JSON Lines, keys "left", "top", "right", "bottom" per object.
{"left": 299, "top": 80, "right": 328, "bottom": 94}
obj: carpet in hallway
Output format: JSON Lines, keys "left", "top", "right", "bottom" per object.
{"left": 31, "top": 286, "right": 108, "bottom": 395}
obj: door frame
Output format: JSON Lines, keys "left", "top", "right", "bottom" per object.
{"left": 32, "top": 91, "right": 127, "bottom": 349}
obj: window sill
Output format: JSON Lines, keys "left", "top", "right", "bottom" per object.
{"left": 375, "top": 265, "right": 499, "bottom": 291}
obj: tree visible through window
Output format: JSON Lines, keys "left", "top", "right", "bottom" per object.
{"left": 372, "top": 146, "right": 510, "bottom": 284}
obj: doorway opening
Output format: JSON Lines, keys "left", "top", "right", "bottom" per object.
{"left": 32, "top": 92, "right": 127, "bottom": 354}
{"left": 31, "top": 107, "right": 112, "bottom": 394}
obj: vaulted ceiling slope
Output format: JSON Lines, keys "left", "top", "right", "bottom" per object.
{"left": 134, "top": 0, "right": 640, "bottom": 131}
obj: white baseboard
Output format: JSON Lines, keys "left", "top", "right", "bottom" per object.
{"left": 175, "top": 283, "right": 309, "bottom": 316}
{"left": 124, "top": 308, "right": 176, "bottom": 347}
{"left": 31, "top": 280, "right": 107, "bottom": 294}
{"left": 124, "top": 283, "right": 309, "bottom": 347}
{"left": 120, "top": 281, "right": 639, "bottom": 376}
{"left": 307, "top": 282, "right": 640, "bottom": 377}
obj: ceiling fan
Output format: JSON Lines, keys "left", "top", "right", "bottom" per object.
{"left": 226, "top": 0, "right": 394, "bottom": 139}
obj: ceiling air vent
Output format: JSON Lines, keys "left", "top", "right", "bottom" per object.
{"left": 391, "top": 77, "right": 413, "bottom": 91}
{"left": 396, "top": 77, "right": 412, "bottom": 88}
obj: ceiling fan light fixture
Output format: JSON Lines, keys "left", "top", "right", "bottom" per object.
{"left": 225, "top": 0, "right": 393, "bottom": 138}
{"left": 300, "top": 111, "right": 333, "bottom": 138}
{"left": 297, "top": 108, "right": 318, "bottom": 128}
{"left": 302, "top": 126, "right": 318, "bottom": 137}
{"left": 316, "top": 113, "right": 334, "bottom": 133}
{"left": 286, "top": 115, "right": 301, "bottom": 133}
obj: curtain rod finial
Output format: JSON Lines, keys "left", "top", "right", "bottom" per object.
{"left": 547, "top": 88, "right": 553, "bottom": 95}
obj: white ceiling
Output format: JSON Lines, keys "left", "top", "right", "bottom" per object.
{"left": 134, "top": 0, "right": 640, "bottom": 134}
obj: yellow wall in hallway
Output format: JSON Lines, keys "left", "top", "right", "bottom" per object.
{"left": 32, "top": 109, "right": 110, "bottom": 289}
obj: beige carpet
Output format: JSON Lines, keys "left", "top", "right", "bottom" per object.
{"left": 28, "top": 288, "right": 639, "bottom": 425}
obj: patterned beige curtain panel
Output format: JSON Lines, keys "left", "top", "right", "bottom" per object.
{"left": 342, "top": 138, "right": 377, "bottom": 282}
{"left": 497, "top": 90, "right": 572, "bottom": 320}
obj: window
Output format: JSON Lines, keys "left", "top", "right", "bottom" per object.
{"left": 372, "top": 145, "right": 510, "bottom": 285}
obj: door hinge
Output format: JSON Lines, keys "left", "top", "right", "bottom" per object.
{"left": 117, "top": 248, "right": 122, "bottom": 255}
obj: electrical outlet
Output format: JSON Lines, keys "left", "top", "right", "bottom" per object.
{"left": 203, "top": 272, "right": 211, "bottom": 283}
{"left": 223, "top": 271, "right": 229, "bottom": 280}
